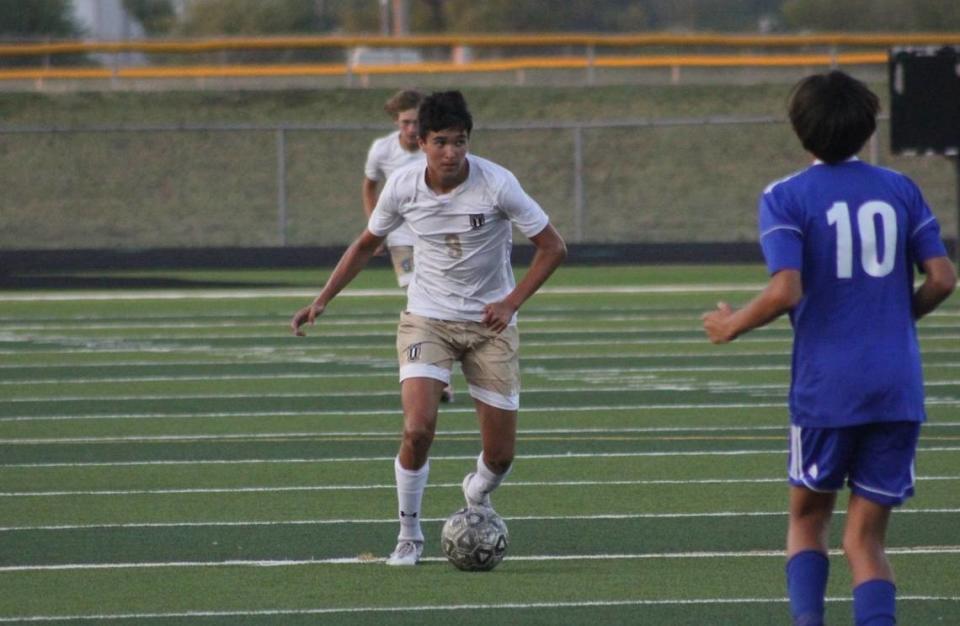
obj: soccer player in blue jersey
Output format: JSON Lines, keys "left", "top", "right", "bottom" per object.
{"left": 702, "top": 70, "right": 956, "bottom": 626}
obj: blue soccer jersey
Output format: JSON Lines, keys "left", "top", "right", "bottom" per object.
{"left": 759, "top": 159, "right": 947, "bottom": 427}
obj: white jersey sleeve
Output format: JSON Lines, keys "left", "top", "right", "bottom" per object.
{"left": 363, "top": 132, "right": 423, "bottom": 248}
{"left": 496, "top": 170, "right": 550, "bottom": 238}
{"left": 367, "top": 171, "right": 405, "bottom": 238}
{"left": 363, "top": 133, "right": 391, "bottom": 182}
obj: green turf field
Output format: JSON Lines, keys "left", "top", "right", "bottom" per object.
{"left": 0, "top": 265, "right": 957, "bottom": 625}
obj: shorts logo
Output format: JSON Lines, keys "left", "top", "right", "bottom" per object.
{"left": 408, "top": 343, "right": 421, "bottom": 361}
{"left": 470, "top": 214, "right": 485, "bottom": 230}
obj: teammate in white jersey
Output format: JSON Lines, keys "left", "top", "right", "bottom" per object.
{"left": 362, "top": 90, "right": 456, "bottom": 402}
{"left": 362, "top": 89, "right": 424, "bottom": 289}
{"left": 292, "top": 91, "right": 567, "bottom": 566}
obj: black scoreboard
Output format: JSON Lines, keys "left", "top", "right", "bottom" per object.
{"left": 889, "top": 46, "right": 960, "bottom": 155}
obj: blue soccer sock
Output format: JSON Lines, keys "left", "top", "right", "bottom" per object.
{"left": 786, "top": 550, "right": 829, "bottom": 626}
{"left": 853, "top": 579, "right": 896, "bottom": 626}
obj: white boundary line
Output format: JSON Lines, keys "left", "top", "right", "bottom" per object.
{"left": 2, "top": 545, "right": 958, "bottom": 573}
{"left": 2, "top": 332, "right": 957, "bottom": 357}
{"left": 0, "top": 403, "right": 792, "bottom": 423}
{"left": 5, "top": 447, "right": 960, "bottom": 469}
{"left": 6, "top": 380, "right": 960, "bottom": 403}
{"left": 4, "top": 476, "right": 959, "bottom": 498}
{"left": 6, "top": 363, "right": 960, "bottom": 385}
{"left": 4, "top": 507, "right": 959, "bottom": 533}
{"left": 0, "top": 595, "right": 957, "bottom": 623}
{"left": 4, "top": 422, "right": 960, "bottom": 445}
{"left": 0, "top": 284, "right": 769, "bottom": 303}
{"left": 4, "top": 399, "right": 960, "bottom": 423}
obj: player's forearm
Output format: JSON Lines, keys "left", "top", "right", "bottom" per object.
{"left": 504, "top": 229, "right": 567, "bottom": 310}
{"left": 314, "top": 233, "right": 381, "bottom": 307}
{"left": 361, "top": 180, "right": 379, "bottom": 218}
{"left": 725, "top": 270, "right": 801, "bottom": 340}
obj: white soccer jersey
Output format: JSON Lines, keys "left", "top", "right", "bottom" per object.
{"left": 364, "top": 131, "right": 424, "bottom": 248}
{"left": 368, "top": 155, "right": 550, "bottom": 323}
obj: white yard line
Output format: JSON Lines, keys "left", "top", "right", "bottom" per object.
{"left": 12, "top": 363, "right": 960, "bottom": 385}
{"left": 1, "top": 546, "right": 958, "bottom": 574}
{"left": 4, "top": 447, "right": 959, "bottom": 469}
{"left": 6, "top": 380, "right": 960, "bottom": 403}
{"left": 3, "top": 422, "right": 960, "bottom": 446}
{"left": 3, "top": 476, "right": 959, "bottom": 499}
{"left": 0, "top": 595, "right": 957, "bottom": 623}
{"left": 4, "top": 398, "right": 960, "bottom": 423}
{"left": 0, "top": 284, "right": 770, "bottom": 303}
{"left": 3, "top": 508, "right": 958, "bottom": 533}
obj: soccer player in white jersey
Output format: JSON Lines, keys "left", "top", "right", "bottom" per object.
{"left": 363, "top": 90, "right": 455, "bottom": 403}
{"left": 703, "top": 71, "right": 956, "bottom": 626}
{"left": 362, "top": 89, "right": 425, "bottom": 289}
{"left": 292, "top": 90, "right": 567, "bottom": 567}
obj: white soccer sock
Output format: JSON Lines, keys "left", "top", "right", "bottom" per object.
{"left": 394, "top": 456, "right": 429, "bottom": 542}
{"left": 467, "top": 453, "right": 511, "bottom": 502}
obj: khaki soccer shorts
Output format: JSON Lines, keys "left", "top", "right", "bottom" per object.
{"left": 389, "top": 246, "right": 414, "bottom": 288}
{"left": 396, "top": 311, "right": 520, "bottom": 410}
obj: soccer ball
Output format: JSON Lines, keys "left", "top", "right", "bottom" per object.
{"left": 440, "top": 506, "right": 509, "bottom": 571}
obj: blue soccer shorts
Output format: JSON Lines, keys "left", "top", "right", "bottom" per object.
{"left": 787, "top": 421, "right": 921, "bottom": 507}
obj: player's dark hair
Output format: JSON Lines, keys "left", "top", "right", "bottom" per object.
{"left": 384, "top": 89, "right": 423, "bottom": 117}
{"left": 788, "top": 70, "right": 879, "bottom": 164}
{"left": 418, "top": 90, "right": 473, "bottom": 139}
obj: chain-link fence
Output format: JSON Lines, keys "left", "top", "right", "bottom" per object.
{"left": 1, "top": 116, "right": 956, "bottom": 251}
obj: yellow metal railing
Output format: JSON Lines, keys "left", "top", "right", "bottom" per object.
{"left": 2, "top": 32, "right": 960, "bottom": 55}
{"left": 0, "top": 53, "right": 892, "bottom": 81}
{"left": 1, "top": 32, "right": 955, "bottom": 82}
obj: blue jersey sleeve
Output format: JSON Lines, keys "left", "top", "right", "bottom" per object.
{"left": 758, "top": 189, "right": 803, "bottom": 275}
{"left": 904, "top": 177, "right": 948, "bottom": 263}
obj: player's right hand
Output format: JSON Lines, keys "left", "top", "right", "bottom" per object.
{"left": 291, "top": 302, "right": 325, "bottom": 336}
{"left": 701, "top": 301, "right": 735, "bottom": 344}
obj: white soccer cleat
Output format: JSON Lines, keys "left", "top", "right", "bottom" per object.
{"left": 440, "top": 384, "right": 454, "bottom": 403}
{"left": 385, "top": 540, "right": 423, "bottom": 566}
{"left": 462, "top": 472, "right": 492, "bottom": 509}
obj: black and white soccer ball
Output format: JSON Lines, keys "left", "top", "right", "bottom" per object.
{"left": 440, "top": 506, "right": 509, "bottom": 571}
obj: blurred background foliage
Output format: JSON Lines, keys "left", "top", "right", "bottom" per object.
{"left": 1, "top": 0, "right": 959, "bottom": 40}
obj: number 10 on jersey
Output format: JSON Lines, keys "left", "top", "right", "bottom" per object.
{"left": 827, "top": 201, "right": 897, "bottom": 278}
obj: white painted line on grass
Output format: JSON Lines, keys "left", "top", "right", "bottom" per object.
{"left": 3, "top": 594, "right": 959, "bottom": 624}
{"left": 0, "top": 284, "right": 771, "bottom": 303}
{"left": 9, "top": 362, "right": 960, "bottom": 386}
{"left": 4, "top": 475, "right": 959, "bottom": 498}
{"left": 0, "top": 402, "right": 794, "bottom": 423}
{"left": 4, "top": 422, "right": 960, "bottom": 446}
{"left": 0, "top": 595, "right": 957, "bottom": 623}
{"left": 3, "top": 398, "right": 960, "bottom": 423}
{"left": 4, "top": 447, "right": 959, "bottom": 469}
{"left": 2, "top": 545, "right": 958, "bottom": 573}
{"left": 8, "top": 380, "right": 960, "bottom": 404}
{"left": 4, "top": 507, "right": 958, "bottom": 533}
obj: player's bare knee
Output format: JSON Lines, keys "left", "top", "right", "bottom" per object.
{"left": 402, "top": 423, "right": 435, "bottom": 455}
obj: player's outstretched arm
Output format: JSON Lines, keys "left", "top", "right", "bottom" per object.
{"left": 291, "top": 229, "right": 385, "bottom": 336}
{"left": 361, "top": 178, "right": 379, "bottom": 219}
{"left": 483, "top": 224, "right": 566, "bottom": 333}
{"left": 702, "top": 269, "right": 801, "bottom": 344}
{"left": 913, "top": 256, "right": 957, "bottom": 320}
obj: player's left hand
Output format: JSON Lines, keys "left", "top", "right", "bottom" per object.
{"left": 482, "top": 300, "right": 517, "bottom": 334}
{"left": 291, "top": 301, "right": 326, "bottom": 336}
{"left": 702, "top": 301, "right": 735, "bottom": 344}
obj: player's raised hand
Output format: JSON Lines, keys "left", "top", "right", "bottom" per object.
{"left": 291, "top": 301, "right": 326, "bottom": 336}
{"left": 482, "top": 300, "right": 517, "bottom": 334}
{"left": 702, "top": 301, "right": 735, "bottom": 344}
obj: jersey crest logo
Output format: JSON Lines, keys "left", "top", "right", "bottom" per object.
{"left": 470, "top": 214, "right": 486, "bottom": 230}
{"left": 408, "top": 343, "right": 421, "bottom": 361}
